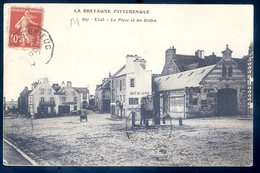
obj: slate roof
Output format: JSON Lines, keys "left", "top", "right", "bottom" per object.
{"left": 154, "top": 65, "right": 215, "bottom": 91}
{"left": 19, "top": 88, "right": 31, "bottom": 97}
{"left": 168, "top": 54, "right": 247, "bottom": 74}
{"left": 73, "top": 87, "right": 89, "bottom": 94}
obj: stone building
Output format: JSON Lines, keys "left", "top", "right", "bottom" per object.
{"left": 55, "top": 81, "right": 81, "bottom": 114}
{"left": 243, "top": 42, "right": 253, "bottom": 116}
{"left": 5, "top": 99, "right": 18, "bottom": 112}
{"left": 95, "top": 54, "right": 152, "bottom": 118}
{"left": 28, "top": 77, "right": 57, "bottom": 116}
{"left": 18, "top": 86, "right": 31, "bottom": 114}
{"left": 95, "top": 78, "right": 111, "bottom": 113}
{"left": 73, "top": 87, "right": 90, "bottom": 109}
{"left": 27, "top": 78, "right": 88, "bottom": 116}
{"left": 109, "top": 55, "right": 152, "bottom": 118}
{"left": 154, "top": 45, "right": 247, "bottom": 118}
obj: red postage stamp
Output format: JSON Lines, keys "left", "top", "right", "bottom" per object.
{"left": 8, "top": 7, "right": 43, "bottom": 49}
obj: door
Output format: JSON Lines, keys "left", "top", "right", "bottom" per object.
{"left": 217, "top": 88, "right": 237, "bottom": 115}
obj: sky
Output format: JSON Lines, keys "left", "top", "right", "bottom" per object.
{"left": 4, "top": 4, "right": 253, "bottom": 101}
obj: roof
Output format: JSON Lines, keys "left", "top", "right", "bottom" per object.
{"left": 99, "top": 65, "right": 126, "bottom": 88}
{"left": 19, "top": 88, "right": 31, "bottom": 97}
{"left": 154, "top": 65, "right": 215, "bottom": 91}
{"left": 29, "top": 80, "right": 54, "bottom": 96}
{"left": 163, "top": 54, "right": 247, "bottom": 74}
{"left": 73, "top": 87, "right": 89, "bottom": 94}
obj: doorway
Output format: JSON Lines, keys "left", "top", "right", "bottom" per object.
{"left": 217, "top": 88, "right": 237, "bottom": 115}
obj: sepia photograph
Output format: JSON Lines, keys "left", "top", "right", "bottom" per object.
{"left": 3, "top": 4, "right": 253, "bottom": 166}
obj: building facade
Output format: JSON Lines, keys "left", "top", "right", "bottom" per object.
{"left": 243, "top": 43, "right": 253, "bottom": 116}
{"left": 28, "top": 78, "right": 57, "bottom": 116}
{"left": 56, "top": 81, "right": 81, "bottom": 114}
{"left": 27, "top": 78, "right": 88, "bottom": 116}
{"left": 110, "top": 55, "right": 152, "bottom": 118}
{"left": 18, "top": 86, "right": 31, "bottom": 114}
{"left": 73, "top": 87, "right": 90, "bottom": 109}
{"left": 154, "top": 45, "right": 248, "bottom": 118}
{"left": 95, "top": 80, "right": 111, "bottom": 113}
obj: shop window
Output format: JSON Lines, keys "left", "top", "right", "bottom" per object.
{"left": 130, "top": 78, "right": 135, "bottom": 87}
{"left": 129, "top": 98, "right": 139, "bottom": 105}
{"left": 222, "top": 64, "right": 227, "bottom": 77}
{"left": 228, "top": 66, "right": 233, "bottom": 77}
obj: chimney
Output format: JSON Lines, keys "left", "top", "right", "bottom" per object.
{"left": 165, "top": 46, "right": 176, "bottom": 63}
{"left": 126, "top": 54, "right": 137, "bottom": 73}
{"left": 200, "top": 50, "right": 205, "bottom": 59}
{"left": 24, "top": 86, "right": 28, "bottom": 90}
{"left": 31, "top": 82, "right": 38, "bottom": 90}
{"left": 66, "top": 81, "right": 72, "bottom": 87}
{"left": 195, "top": 50, "right": 204, "bottom": 59}
{"left": 195, "top": 50, "right": 200, "bottom": 57}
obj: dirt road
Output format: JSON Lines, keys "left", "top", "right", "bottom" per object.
{"left": 3, "top": 111, "right": 253, "bottom": 166}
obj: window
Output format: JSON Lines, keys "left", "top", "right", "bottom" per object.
{"left": 123, "top": 95, "right": 125, "bottom": 102}
{"left": 123, "top": 79, "right": 125, "bottom": 88}
{"left": 40, "top": 97, "right": 44, "bottom": 103}
{"left": 83, "top": 94, "right": 87, "bottom": 99}
{"left": 119, "top": 80, "right": 122, "bottom": 91}
{"left": 72, "top": 91, "right": 75, "bottom": 95}
{"left": 29, "top": 96, "right": 32, "bottom": 104}
{"left": 74, "top": 97, "right": 77, "bottom": 102}
{"left": 74, "top": 106, "right": 77, "bottom": 110}
{"left": 228, "top": 66, "right": 233, "bottom": 77}
{"left": 222, "top": 64, "right": 227, "bottom": 77}
{"left": 129, "top": 98, "right": 139, "bottom": 105}
{"left": 40, "top": 89, "right": 44, "bottom": 94}
{"left": 62, "top": 97, "right": 66, "bottom": 103}
{"left": 48, "top": 89, "right": 52, "bottom": 95}
{"left": 130, "top": 78, "right": 135, "bottom": 87}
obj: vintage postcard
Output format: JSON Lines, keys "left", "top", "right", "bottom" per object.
{"left": 3, "top": 4, "right": 253, "bottom": 166}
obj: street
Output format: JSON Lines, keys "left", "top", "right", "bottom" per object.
{"left": 3, "top": 111, "right": 253, "bottom": 166}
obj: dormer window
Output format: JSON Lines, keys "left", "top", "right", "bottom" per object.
{"left": 130, "top": 78, "right": 135, "bottom": 87}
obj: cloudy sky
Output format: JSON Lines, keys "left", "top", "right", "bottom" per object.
{"left": 4, "top": 4, "right": 253, "bottom": 101}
